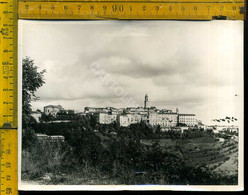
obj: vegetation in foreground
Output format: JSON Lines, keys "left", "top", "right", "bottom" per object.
{"left": 22, "top": 118, "right": 238, "bottom": 185}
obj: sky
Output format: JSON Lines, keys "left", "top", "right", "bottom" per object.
{"left": 18, "top": 20, "right": 243, "bottom": 125}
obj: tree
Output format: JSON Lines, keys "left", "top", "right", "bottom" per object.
{"left": 22, "top": 57, "right": 46, "bottom": 128}
{"left": 177, "top": 123, "right": 187, "bottom": 127}
{"left": 22, "top": 127, "right": 39, "bottom": 150}
{"left": 144, "top": 141, "right": 164, "bottom": 172}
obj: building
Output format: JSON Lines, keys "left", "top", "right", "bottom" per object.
{"left": 126, "top": 107, "right": 148, "bottom": 115}
{"left": 49, "top": 135, "right": 65, "bottom": 142}
{"left": 31, "top": 110, "right": 42, "bottom": 122}
{"left": 95, "top": 113, "right": 117, "bottom": 124}
{"left": 218, "top": 138, "right": 225, "bottom": 142}
{"left": 84, "top": 107, "right": 110, "bottom": 114}
{"left": 159, "top": 109, "right": 173, "bottom": 114}
{"left": 229, "top": 126, "right": 239, "bottom": 133}
{"left": 197, "top": 123, "right": 207, "bottom": 130}
{"left": 178, "top": 114, "right": 196, "bottom": 127}
{"left": 36, "top": 133, "right": 49, "bottom": 141}
{"left": 179, "top": 126, "right": 189, "bottom": 132}
{"left": 44, "top": 105, "right": 63, "bottom": 116}
{"left": 149, "top": 112, "right": 178, "bottom": 127}
{"left": 213, "top": 125, "right": 239, "bottom": 133}
{"left": 144, "top": 93, "right": 149, "bottom": 109}
{"left": 117, "top": 114, "right": 142, "bottom": 127}
{"left": 36, "top": 133, "right": 65, "bottom": 142}
{"left": 109, "top": 107, "right": 124, "bottom": 115}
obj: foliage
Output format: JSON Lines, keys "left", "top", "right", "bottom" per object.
{"left": 22, "top": 140, "right": 77, "bottom": 181}
{"left": 177, "top": 123, "right": 187, "bottom": 127}
{"left": 40, "top": 113, "right": 56, "bottom": 122}
{"left": 23, "top": 115, "right": 238, "bottom": 185}
{"left": 22, "top": 127, "right": 38, "bottom": 151}
{"left": 22, "top": 57, "right": 46, "bottom": 128}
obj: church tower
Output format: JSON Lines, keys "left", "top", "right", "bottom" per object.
{"left": 144, "top": 93, "right": 149, "bottom": 109}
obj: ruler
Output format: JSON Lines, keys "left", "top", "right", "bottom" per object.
{"left": 0, "top": 0, "right": 18, "bottom": 194}
{"left": 0, "top": 129, "right": 18, "bottom": 195}
{"left": 18, "top": 0, "right": 245, "bottom": 20}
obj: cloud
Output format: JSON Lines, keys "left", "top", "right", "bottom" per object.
{"left": 19, "top": 20, "right": 243, "bottom": 124}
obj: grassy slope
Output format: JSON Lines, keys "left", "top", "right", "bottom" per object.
{"left": 141, "top": 137, "right": 238, "bottom": 176}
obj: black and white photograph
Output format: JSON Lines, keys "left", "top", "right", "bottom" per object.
{"left": 18, "top": 20, "right": 243, "bottom": 190}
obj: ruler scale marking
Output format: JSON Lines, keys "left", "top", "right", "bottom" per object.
{"left": 0, "top": 0, "right": 18, "bottom": 194}
{"left": 18, "top": 1, "right": 245, "bottom": 20}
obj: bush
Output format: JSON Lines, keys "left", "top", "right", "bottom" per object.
{"left": 22, "top": 117, "right": 238, "bottom": 185}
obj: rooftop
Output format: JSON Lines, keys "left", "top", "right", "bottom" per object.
{"left": 44, "top": 105, "right": 63, "bottom": 109}
{"left": 179, "top": 114, "right": 196, "bottom": 116}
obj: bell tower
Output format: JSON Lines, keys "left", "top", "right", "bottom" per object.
{"left": 144, "top": 93, "right": 149, "bottom": 109}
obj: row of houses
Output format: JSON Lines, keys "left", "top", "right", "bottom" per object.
{"left": 33, "top": 94, "right": 196, "bottom": 127}
{"left": 85, "top": 95, "right": 196, "bottom": 127}
{"left": 93, "top": 111, "right": 196, "bottom": 127}
{"left": 212, "top": 125, "right": 239, "bottom": 134}
{"left": 31, "top": 105, "right": 77, "bottom": 122}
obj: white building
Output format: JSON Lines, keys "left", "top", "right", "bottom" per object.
{"left": 84, "top": 107, "right": 108, "bottom": 114}
{"left": 149, "top": 112, "right": 178, "bottom": 127}
{"left": 36, "top": 133, "right": 49, "bottom": 141}
{"left": 117, "top": 114, "right": 139, "bottom": 127}
{"left": 36, "top": 133, "right": 65, "bottom": 142}
{"left": 213, "top": 125, "right": 239, "bottom": 133}
{"left": 50, "top": 135, "right": 65, "bottom": 142}
{"left": 229, "top": 126, "right": 239, "bottom": 133}
{"left": 178, "top": 114, "right": 196, "bottom": 126}
{"left": 180, "top": 126, "right": 189, "bottom": 132}
{"left": 95, "top": 113, "right": 117, "bottom": 124}
{"left": 44, "top": 105, "right": 63, "bottom": 116}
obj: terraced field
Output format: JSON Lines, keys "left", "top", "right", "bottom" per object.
{"left": 141, "top": 136, "right": 238, "bottom": 176}
{"left": 180, "top": 139, "right": 238, "bottom": 175}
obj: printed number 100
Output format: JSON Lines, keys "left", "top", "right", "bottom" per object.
{"left": 112, "top": 4, "right": 124, "bottom": 12}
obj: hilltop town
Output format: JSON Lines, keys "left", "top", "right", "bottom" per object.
{"left": 31, "top": 94, "right": 238, "bottom": 135}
